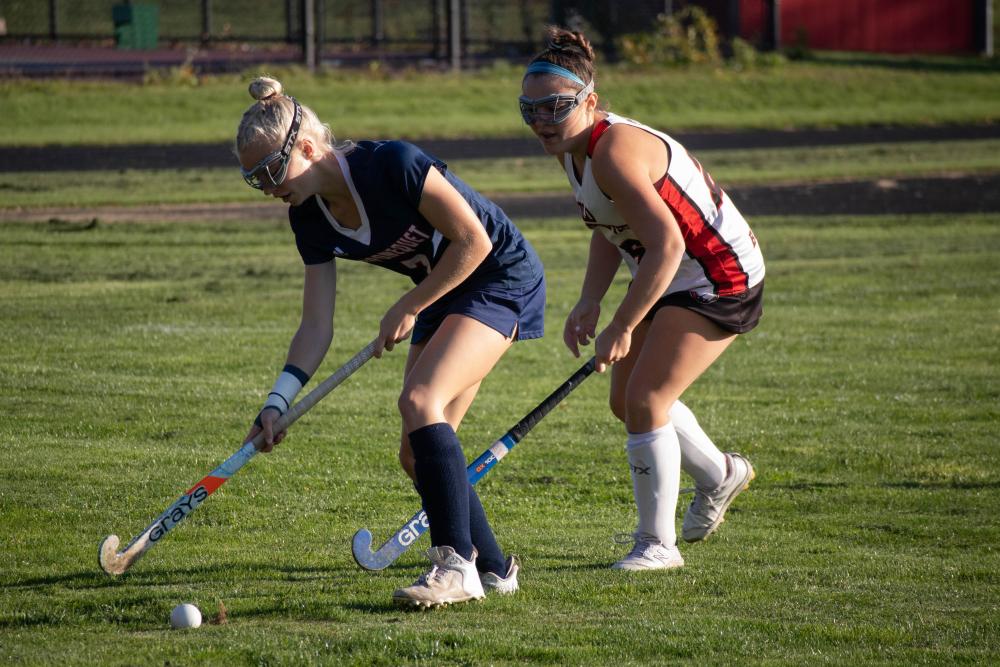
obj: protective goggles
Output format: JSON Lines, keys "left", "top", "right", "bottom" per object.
{"left": 241, "top": 97, "right": 303, "bottom": 190}
{"left": 518, "top": 80, "right": 594, "bottom": 125}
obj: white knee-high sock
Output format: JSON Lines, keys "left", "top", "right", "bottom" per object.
{"left": 626, "top": 423, "right": 681, "bottom": 546}
{"left": 670, "top": 400, "right": 727, "bottom": 490}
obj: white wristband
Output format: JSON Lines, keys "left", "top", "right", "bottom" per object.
{"left": 261, "top": 368, "right": 306, "bottom": 415}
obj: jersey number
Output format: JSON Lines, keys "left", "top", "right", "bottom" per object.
{"left": 401, "top": 254, "right": 432, "bottom": 278}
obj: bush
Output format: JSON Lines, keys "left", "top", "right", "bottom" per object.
{"left": 617, "top": 7, "right": 721, "bottom": 66}
{"left": 142, "top": 48, "right": 200, "bottom": 86}
{"left": 730, "top": 36, "right": 787, "bottom": 69}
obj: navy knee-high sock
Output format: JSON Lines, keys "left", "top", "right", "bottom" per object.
{"left": 409, "top": 423, "right": 474, "bottom": 560}
{"left": 467, "top": 485, "right": 507, "bottom": 576}
{"left": 411, "top": 478, "right": 507, "bottom": 575}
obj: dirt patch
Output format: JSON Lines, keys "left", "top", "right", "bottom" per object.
{"left": 4, "top": 173, "right": 1000, "bottom": 224}
{"left": 5, "top": 125, "right": 1000, "bottom": 173}
{"left": 0, "top": 202, "right": 284, "bottom": 224}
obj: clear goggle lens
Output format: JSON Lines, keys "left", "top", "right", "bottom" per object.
{"left": 242, "top": 153, "right": 290, "bottom": 190}
{"left": 519, "top": 81, "right": 593, "bottom": 125}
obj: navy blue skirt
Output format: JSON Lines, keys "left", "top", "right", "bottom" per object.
{"left": 412, "top": 275, "right": 546, "bottom": 345}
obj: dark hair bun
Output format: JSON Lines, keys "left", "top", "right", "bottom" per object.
{"left": 544, "top": 26, "right": 595, "bottom": 61}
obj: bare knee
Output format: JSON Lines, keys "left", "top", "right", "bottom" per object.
{"left": 623, "top": 387, "right": 675, "bottom": 433}
{"left": 397, "top": 383, "right": 437, "bottom": 431}
{"left": 624, "top": 397, "right": 656, "bottom": 430}
{"left": 398, "top": 445, "right": 416, "bottom": 481}
{"left": 609, "top": 394, "right": 628, "bottom": 423}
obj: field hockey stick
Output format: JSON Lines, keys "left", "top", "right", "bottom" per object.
{"left": 352, "top": 357, "right": 596, "bottom": 571}
{"left": 99, "top": 338, "right": 378, "bottom": 576}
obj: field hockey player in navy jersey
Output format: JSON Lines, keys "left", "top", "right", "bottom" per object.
{"left": 521, "top": 29, "right": 765, "bottom": 570}
{"left": 236, "top": 76, "right": 545, "bottom": 607}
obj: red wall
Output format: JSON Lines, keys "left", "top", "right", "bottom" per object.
{"left": 740, "top": 0, "right": 767, "bottom": 41}
{"left": 740, "top": 0, "right": 976, "bottom": 54}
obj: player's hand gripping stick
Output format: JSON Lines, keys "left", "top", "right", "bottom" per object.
{"left": 98, "top": 339, "right": 378, "bottom": 576}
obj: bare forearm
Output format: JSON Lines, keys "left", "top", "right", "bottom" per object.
{"left": 285, "top": 260, "right": 338, "bottom": 375}
{"left": 404, "top": 232, "right": 491, "bottom": 312}
{"left": 580, "top": 232, "right": 623, "bottom": 303}
{"left": 611, "top": 245, "right": 683, "bottom": 331}
{"left": 285, "top": 322, "right": 333, "bottom": 376}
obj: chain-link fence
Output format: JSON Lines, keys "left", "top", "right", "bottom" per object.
{"left": 0, "top": 0, "right": 678, "bottom": 61}
{"left": 4, "top": 1, "right": 987, "bottom": 65}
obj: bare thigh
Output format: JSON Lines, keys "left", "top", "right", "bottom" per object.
{"left": 612, "top": 307, "right": 736, "bottom": 433}
{"left": 397, "top": 315, "right": 513, "bottom": 477}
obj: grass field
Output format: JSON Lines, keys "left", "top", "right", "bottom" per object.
{"left": 6, "top": 138, "right": 1000, "bottom": 210}
{"left": 3, "top": 56, "right": 1000, "bottom": 146}
{"left": 2, "top": 210, "right": 998, "bottom": 664}
{"left": 2, "top": 51, "right": 999, "bottom": 664}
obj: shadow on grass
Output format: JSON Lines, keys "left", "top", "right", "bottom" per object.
{"left": 0, "top": 613, "right": 73, "bottom": 630}
{"left": 46, "top": 218, "right": 99, "bottom": 232}
{"left": 343, "top": 600, "right": 412, "bottom": 614}
{"left": 764, "top": 479, "right": 1000, "bottom": 491}
{"left": 228, "top": 598, "right": 487, "bottom": 617}
{"left": 537, "top": 561, "right": 612, "bottom": 574}
{"left": 3, "top": 561, "right": 369, "bottom": 593}
{"left": 3, "top": 569, "right": 122, "bottom": 591}
{"left": 761, "top": 481, "right": 849, "bottom": 491}
{"left": 881, "top": 479, "right": 1000, "bottom": 490}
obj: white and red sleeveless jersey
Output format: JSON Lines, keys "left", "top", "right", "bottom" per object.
{"left": 563, "top": 112, "right": 764, "bottom": 299}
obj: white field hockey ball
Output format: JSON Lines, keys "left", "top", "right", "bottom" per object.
{"left": 170, "top": 603, "right": 202, "bottom": 629}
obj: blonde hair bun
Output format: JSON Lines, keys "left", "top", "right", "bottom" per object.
{"left": 248, "top": 77, "right": 283, "bottom": 102}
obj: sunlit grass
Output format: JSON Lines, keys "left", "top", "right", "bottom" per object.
{"left": 1, "top": 214, "right": 998, "bottom": 664}
{"left": 4, "top": 138, "right": 999, "bottom": 210}
{"left": 3, "top": 58, "right": 1000, "bottom": 146}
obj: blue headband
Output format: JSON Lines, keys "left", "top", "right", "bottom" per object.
{"left": 523, "top": 61, "right": 587, "bottom": 87}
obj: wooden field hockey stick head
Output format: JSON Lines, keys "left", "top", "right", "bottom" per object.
{"left": 98, "top": 339, "right": 380, "bottom": 577}
{"left": 98, "top": 534, "right": 130, "bottom": 576}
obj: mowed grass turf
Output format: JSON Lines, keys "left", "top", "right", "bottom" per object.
{"left": 4, "top": 56, "right": 1000, "bottom": 146}
{"left": 6, "top": 138, "right": 1000, "bottom": 209}
{"left": 1, "top": 212, "right": 998, "bottom": 664}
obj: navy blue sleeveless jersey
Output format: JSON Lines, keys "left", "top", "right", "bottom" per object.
{"left": 288, "top": 141, "right": 542, "bottom": 290}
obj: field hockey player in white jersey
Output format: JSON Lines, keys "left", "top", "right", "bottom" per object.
{"left": 521, "top": 28, "right": 766, "bottom": 570}
{"left": 236, "top": 77, "right": 546, "bottom": 606}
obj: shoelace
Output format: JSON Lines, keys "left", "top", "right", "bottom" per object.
{"left": 613, "top": 533, "right": 648, "bottom": 557}
{"left": 615, "top": 533, "right": 660, "bottom": 553}
{"left": 613, "top": 534, "right": 680, "bottom": 564}
{"left": 627, "top": 542, "right": 652, "bottom": 558}
{"left": 415, "top": 565, "right": 444, "bottom": 587}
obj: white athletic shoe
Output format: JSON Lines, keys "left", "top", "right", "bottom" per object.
{"left": 612, "top": 540, "right": 684, "bottom": 571}
{"left": 682, "top": 453, "right": 755, "bottom": 543}
{"left": 480, "top": 555, "right": 520, "bottom": 594}
{"left": 392, "top": 546, "right": 485, "bottom": 609}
